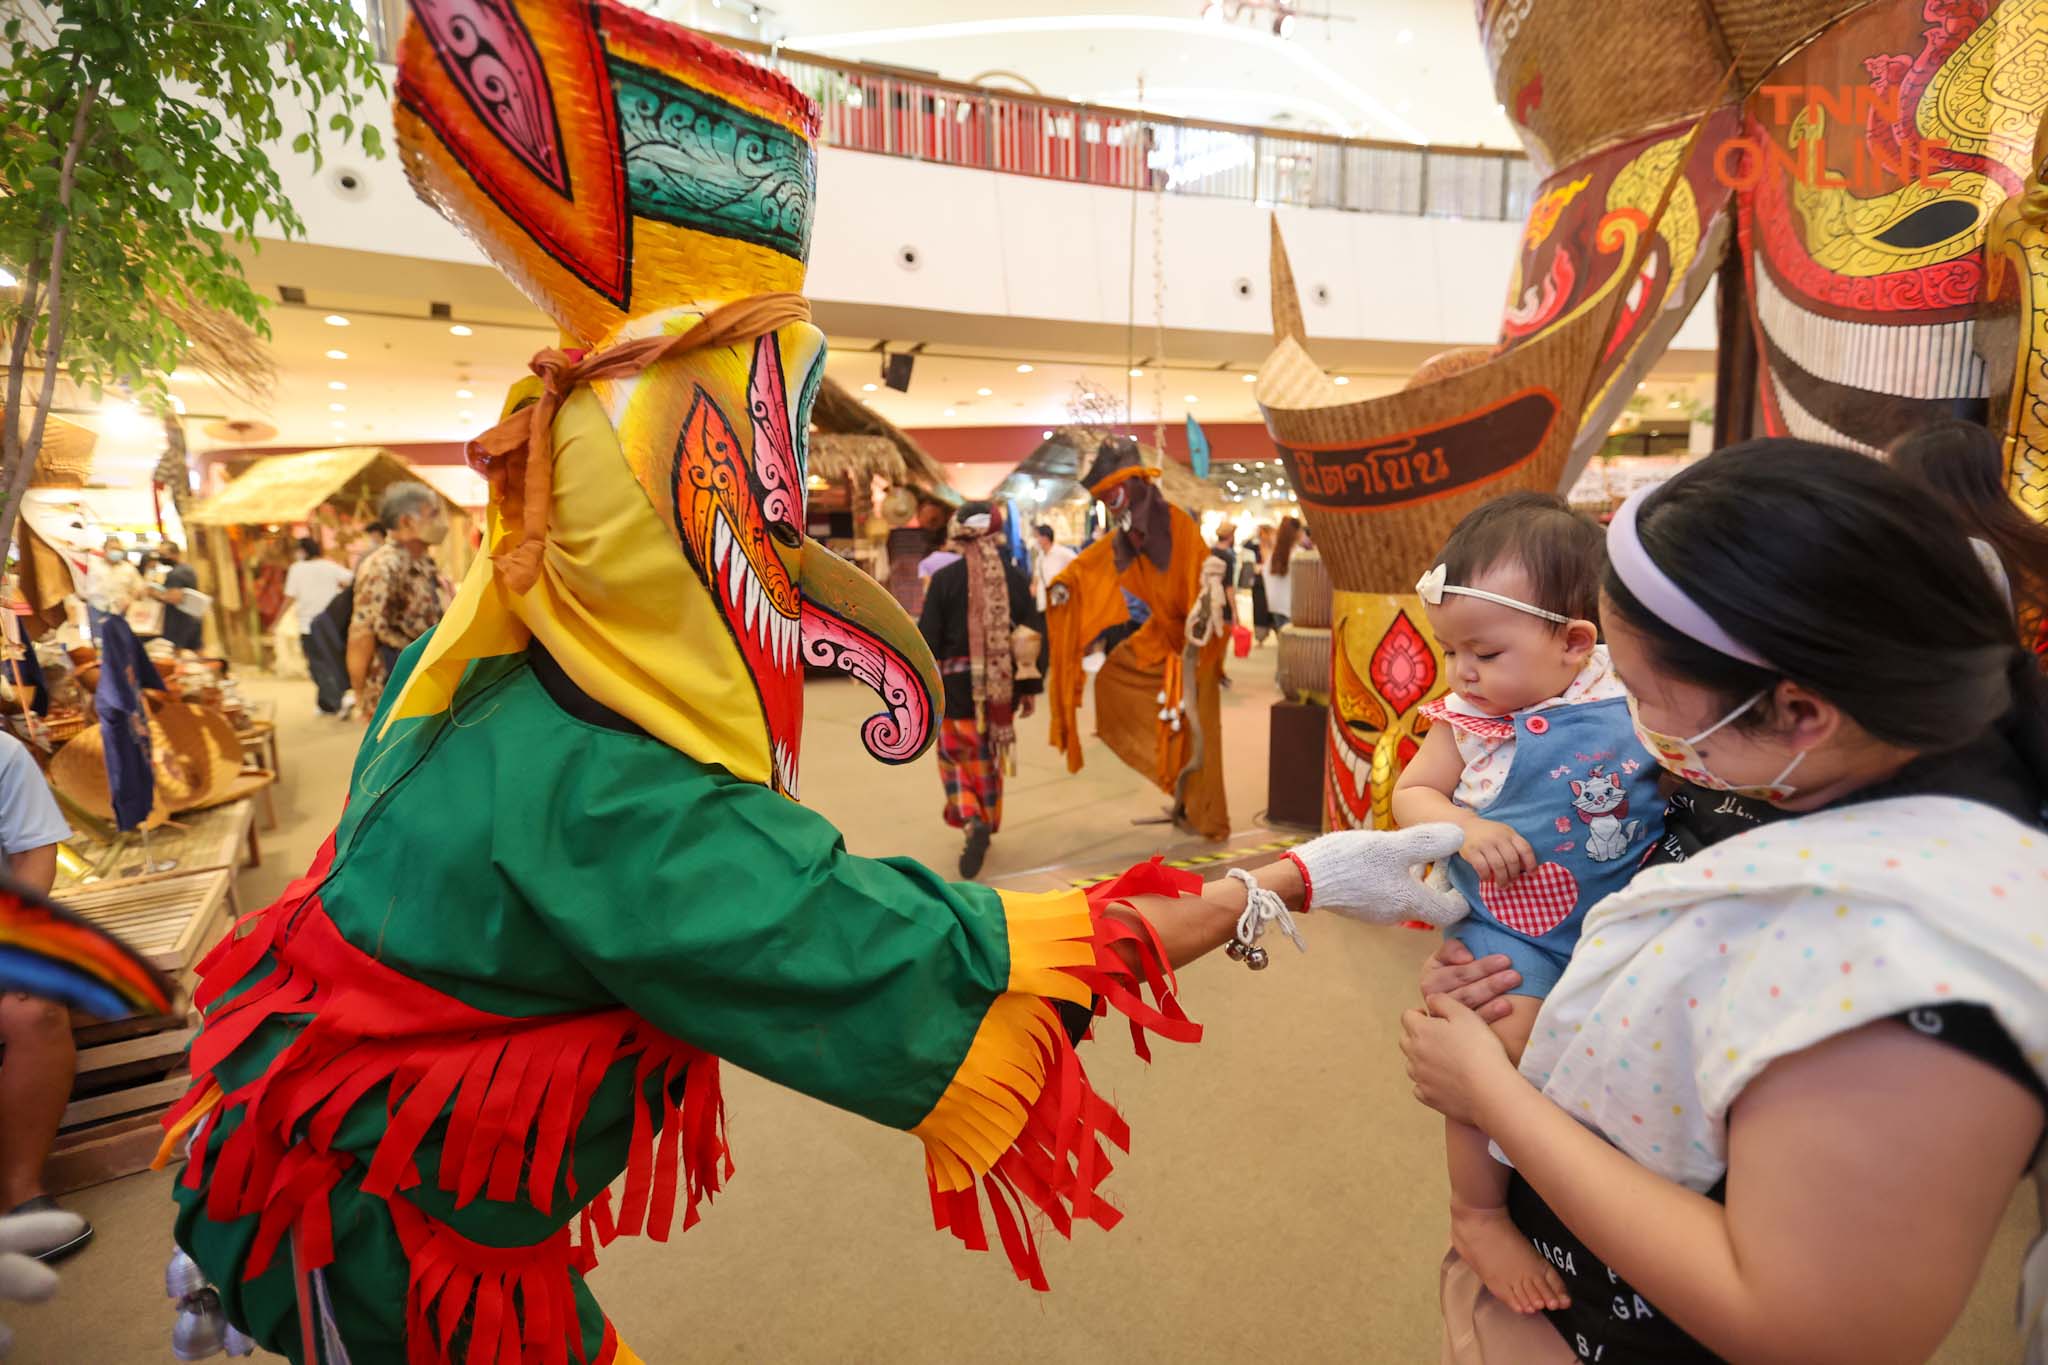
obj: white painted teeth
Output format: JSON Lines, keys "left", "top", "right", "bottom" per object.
{"left": 772, "top": 739, "right": 800, "bottom": 797}
{"left": 712, "top": 511, "right": 799, "bottom": 669}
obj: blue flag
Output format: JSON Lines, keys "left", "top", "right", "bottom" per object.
{"left": 1185, "top": 414, "right": 1211, "bottom": 480}
{"left": 94, "top": 618, "right": 162, "bottom": 831}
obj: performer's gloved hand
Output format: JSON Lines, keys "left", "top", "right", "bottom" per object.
{"left": 1287, "top": 824, "right": 1470, "bottom": 928}
{"left": 0, "top": 1208, "right": 84, "bottom": 1357}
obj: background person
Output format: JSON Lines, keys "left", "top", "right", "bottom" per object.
{"left": 0, "top": 732, "right": 86, "bottom": 1262}
{"left": 143, "top": 541, "right": 203, "bottom": 654}
{"left": 1262, "top": 515, "right": 1301, "bottom": 635}
{"left": 1029, "top": 523, "right": 1075, "bottom": 611}
{"left": 347, "top": 483, "right": 449, "bottom": 717}
{"left": 282, "top": 537, "right": 353, "bottom": 716}
{"left": 917, "top": 502, "right": 1045, "bottom": 878}
{"left": 1404, "top": 441, "right": 2048, "bottom": 1364}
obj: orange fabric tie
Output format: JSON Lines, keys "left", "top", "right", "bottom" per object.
{"left": 465, "top": 293, "right": 813, "bottom": 594}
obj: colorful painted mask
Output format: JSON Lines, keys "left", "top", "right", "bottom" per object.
{"left": 392, "top": 0, "right": 938, "bottom": 797}
{"left": 1265, "top": 0, "right": 2048, "bottom": 829}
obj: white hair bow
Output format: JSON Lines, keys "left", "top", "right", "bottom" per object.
{"left": 1415, "top": 563, "right": 1449, "bottom": 604}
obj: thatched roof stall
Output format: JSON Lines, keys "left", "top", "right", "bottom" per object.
{"left": 186, "top": 446, "right": 478, "bottom": 665}
{"left": 1004, "top": 428, "right": 1227, "bottom": 514}
{"left": 810, "top": 376, "right": 952, "bottom": 496}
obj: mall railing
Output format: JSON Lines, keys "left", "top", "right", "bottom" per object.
{"left": 359, "top": 2, "right": 1538, "bottom": 223}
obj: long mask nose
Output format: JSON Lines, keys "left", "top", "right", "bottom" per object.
{"left": 796, "top": 536, "right": 941, "bottom": 769}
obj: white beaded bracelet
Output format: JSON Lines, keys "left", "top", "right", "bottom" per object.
{"left": 1223, "top": 868, "right": 1307, "bottom": 971}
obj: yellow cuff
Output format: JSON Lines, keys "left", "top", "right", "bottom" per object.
{"left": 912, "top": 888, "right": 1096, "bottom": 1193}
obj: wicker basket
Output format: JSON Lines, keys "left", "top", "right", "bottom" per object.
{"left": 1276, "top": 625, "right": 1332, "bottom": 704}
{"left": 1289, "top": 551, "right": 1333, "bottom": 629}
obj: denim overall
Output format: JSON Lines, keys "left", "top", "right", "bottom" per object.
{"left": 1444, "top": 694, "right": 1663, "bottom": 998}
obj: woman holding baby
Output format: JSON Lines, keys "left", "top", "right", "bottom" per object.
{"left": 1399, "top": 439, "right": 2047, "bottom": 1364}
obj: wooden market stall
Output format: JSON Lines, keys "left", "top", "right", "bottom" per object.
{"left": 182, "top": 446, "right": 478, "bottom": 666}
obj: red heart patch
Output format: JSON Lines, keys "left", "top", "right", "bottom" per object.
{"left": 1481, "top": 861, "right": 1581, "bottom": 938}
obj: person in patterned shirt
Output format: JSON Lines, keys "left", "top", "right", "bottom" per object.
{"left": 346, "top": 482, "right": 449, "bottom": 717}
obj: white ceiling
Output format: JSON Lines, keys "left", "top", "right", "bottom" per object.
{"left": 652, "top": 0, "right": 1518, "bottom": 146}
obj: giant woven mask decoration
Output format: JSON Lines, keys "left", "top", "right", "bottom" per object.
{"left": 393, "top": 0, "right": 938, "bottom": 797}
{"left": 1265, "top": 0, "right": 2048, "bottom": 829}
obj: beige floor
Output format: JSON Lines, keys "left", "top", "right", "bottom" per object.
{"left": 12, "top": 646, "right": 2034, "bottom": 1363}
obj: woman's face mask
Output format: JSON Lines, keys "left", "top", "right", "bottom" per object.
{"left": 1627, "top": 690, "right": 1808, "bottom": 802}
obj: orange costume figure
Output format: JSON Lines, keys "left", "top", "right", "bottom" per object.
{"left": 1046, "top": 439, "right": 1229, "bottom": 840}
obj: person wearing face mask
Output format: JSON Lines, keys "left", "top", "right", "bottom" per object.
{"left": 346, "top": 482, "right": 451, "bottom": 718}
{"left": 1402, "top": 440, "right": 2048, "bottom": 1365}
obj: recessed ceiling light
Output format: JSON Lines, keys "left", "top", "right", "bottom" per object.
{"left": 456, "top": 389, "right": 474, "bottom": 399}
{"left": 976, "top": 387, "right": 993, "bottom": 396}
{"left": 1396, "top": 27, "right": 1414, "bottom": 43}
{"left": 1016, "top": 363, "right": 1034, "bottom": 373}
{"left": 1184, "top": 394, "right": 1199, "bottom": 403}
{"left": 323, "top": 314, "right": 349, "bottom": 327}
{"left": 1241, "top": 373, "right": 1256, "bottom": 382}
{"left": 943, "top": 408, "right": 956, "bottom": 417}
{"left": 449, "top": 324, "right": 473, "bottom": 337}
{"left": 1333, "top": 375, "right": 1350, "bottom": 386}
{"left": 325, "top": 349, "right": 348, "bottom": 361}
{"left": 328, "top": 402, "right": 346, "bottom": 412}
{"left": 1128, "top": 367, "right": 1144, "bottom": 378}
{"left": 328, "top": 380, "right": 347, "bottom": 391}
{"left": 862, "top": 382, "right": 878, "bottom": 392}
{"left": 330, "top": 419, "right": 345, "bottom": 429}
{"left": 459, "top": 410, "right": 474, "bottom": 420}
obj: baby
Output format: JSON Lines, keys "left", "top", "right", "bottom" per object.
{"left": 1391, "top": 493, "right": 1663, "bottom": 1315}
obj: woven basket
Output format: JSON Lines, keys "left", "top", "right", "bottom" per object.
{"left": 1276, "top": 625, "right": 1333, "bottom": 704}
{"left": 1289, "top": 551, "right": 1333, "bottom": 629}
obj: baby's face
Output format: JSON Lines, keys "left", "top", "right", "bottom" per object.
{"left": 1421, "top": 564, "right": 1586, "bottom": 716}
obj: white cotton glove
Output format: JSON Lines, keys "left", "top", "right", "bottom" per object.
{"left": 0, "top": 1209, "right": 85, "bottom": 1357}
{"left": 1289, "top": 823, "right": 1471, "bottom": 928}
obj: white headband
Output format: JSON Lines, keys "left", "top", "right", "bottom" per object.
{"left": 1415, "top": 563, "right": 1572, "bottom": 624}
{"left": 1607, "top": 487, "right": 1775, "bottom": 670}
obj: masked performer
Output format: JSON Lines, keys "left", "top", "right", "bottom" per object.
{"left": 1044, "top": 440, "right": 1231, "bottom": 840}
{"left": 152, "top": 8, "right": 1431, "bottom": 1362}
{"left": 918, "top": 502, "right": 1044, "bottom": 879}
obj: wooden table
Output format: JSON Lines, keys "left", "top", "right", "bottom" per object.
{"left": 58, "top": 798, "right": 260, "bottom": 893}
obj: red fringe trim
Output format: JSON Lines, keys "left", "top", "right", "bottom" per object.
{"left": 928, "top": 857, "right": 1203, "bottom": 1288}
{"left": 167, "top": 834, "right": 732, "bottom": 1365}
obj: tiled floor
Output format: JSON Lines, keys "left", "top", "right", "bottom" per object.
{"left": 12, "top": 649, "right": 2032, "bottom": 1362}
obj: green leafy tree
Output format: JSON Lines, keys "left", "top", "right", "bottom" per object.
{"left": 0, "top": 0, "right": 385, "bottom": 553}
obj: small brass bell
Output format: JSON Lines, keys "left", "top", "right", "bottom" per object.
{"left": 1225, "top": 939, "right": 1248, "bottom": 962}
{"left": 1246, "top": 947, "right": 1270, "bottom": 970}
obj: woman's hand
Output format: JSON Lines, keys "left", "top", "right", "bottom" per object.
{"left": 1401, "top": 994, "right": 1521, "bottom": 1126}
{"left": 1420, "top": 939, "right": 1521, "bottom": 1023}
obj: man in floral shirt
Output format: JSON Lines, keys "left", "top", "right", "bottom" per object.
{"left": 347, "top": 482, "right": 449, "bottom": 715}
